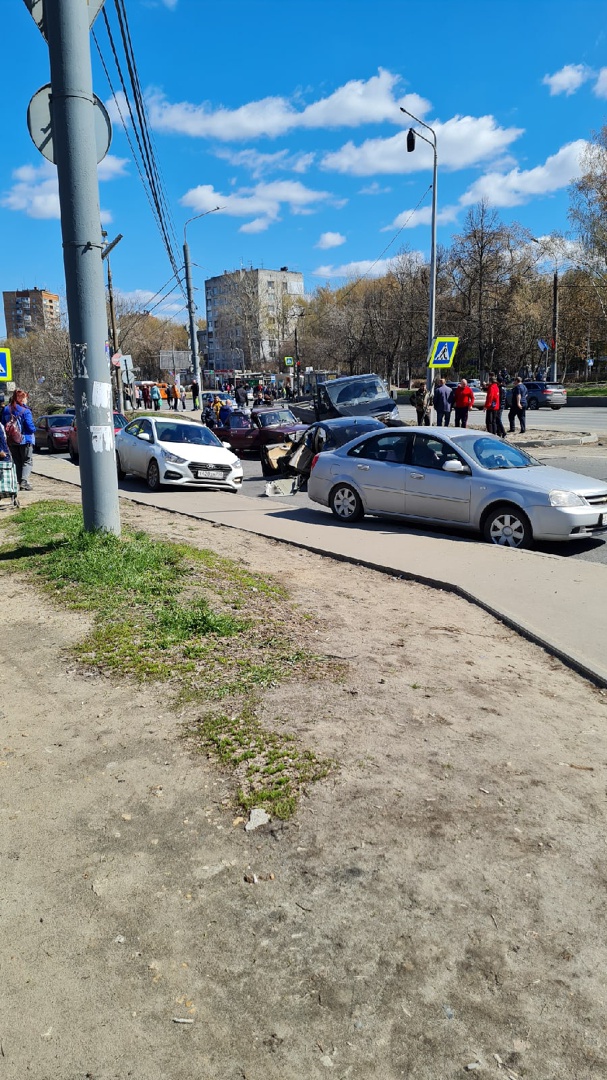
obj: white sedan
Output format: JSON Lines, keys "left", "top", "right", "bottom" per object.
{"left": 115, "top": 416, "right": 243, "bottom": 493}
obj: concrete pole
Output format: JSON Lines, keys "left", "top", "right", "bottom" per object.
{"left": 183, "top": 238, "right": 200, "bottom": 393}
{"left": 426, "top": 143, "right": 438, "bottom": 395}
{"left": 550, "top": 270, "right": 559, "bottom": 382}
{"left": 46, "top": 0, "right": 120, "bottom": 534}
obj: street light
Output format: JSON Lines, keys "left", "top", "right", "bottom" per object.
{"left": 400, "top": 106, "right": 437, "bottom": 393}
{"left": 531, "top": 237, "right": 559, "bottom": 381}
{"left": 183, "top": 207, "right": 222, "bottom": 395}
{"left": 293, "top": 311, "right": 305, "bottom": 398}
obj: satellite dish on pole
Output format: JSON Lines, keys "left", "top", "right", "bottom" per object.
{"left": 27, "top": 83, "right": 112, "bottom": 164}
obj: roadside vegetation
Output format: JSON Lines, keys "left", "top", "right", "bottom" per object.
{"left": 0, "top": 501, "right": 336, "bottom": 817}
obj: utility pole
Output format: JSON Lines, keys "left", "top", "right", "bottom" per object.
{"left": 183, "top": 207, "right": 222, "bottom": 402}
{"left": 45, "top": 0, "right": 120, "bottom": 534}
{"left": 550, "top": 270, "right": 559, "bottom": 382}
{"left": 102, "top": 231, "right": 124, "bottom": 413}
{"left": 401, "top": 107, "right": 437, "bottom": 395}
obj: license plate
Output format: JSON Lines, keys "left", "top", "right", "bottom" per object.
{"left": 195, "top": 469, "right": 222, "bottom": 479}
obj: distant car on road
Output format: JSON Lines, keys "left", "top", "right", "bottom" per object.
{"left": 34, "top": 414, "right": 74, "bottom": 453}
{"left": 505, "top": 381, "right": 567, "bottom": 410}
{"left": 68, "top": 411, "right": 128, "bottom": 463}
{"left": 215, "top": 407, "right": 307, "bottom": 455}
{"left": 307, "top": 426, "right": 607, "bottom": 548}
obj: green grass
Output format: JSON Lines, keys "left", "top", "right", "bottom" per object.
{"left": 567, "top": 382, "right": 607, "bottom": 396}
{"left": 0, "top": 500, "right": 337, "bottom": 816}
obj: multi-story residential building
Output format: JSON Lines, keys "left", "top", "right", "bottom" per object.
{"left": 204, "top": 267, "right": 304, "bottom": 372}
{"left": 2, "top": 288, "right": 61, "bottom": 338}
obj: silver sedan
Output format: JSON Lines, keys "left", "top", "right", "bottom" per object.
{"left": 307, "top": 427, "right": 607, "bottom": 548}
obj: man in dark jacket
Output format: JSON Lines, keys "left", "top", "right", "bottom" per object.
{"left": 509, "top": 378, "right": 527, "bottom": 433}
{"left": 1, "top": 388, "right": 36, "bottom": 490}
{"left": 433, "top": 378, "right": 454, "bottom": 426}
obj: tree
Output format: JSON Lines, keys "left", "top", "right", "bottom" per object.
{"left": 569, "top": 126, "right": 607, "bottom": 269}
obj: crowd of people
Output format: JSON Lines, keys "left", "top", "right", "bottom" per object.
{"left": 0, "top": 387, "right": 36, "bottom": 496}
{"left": 409, "top": 375, "right": 528, "bottom": 435}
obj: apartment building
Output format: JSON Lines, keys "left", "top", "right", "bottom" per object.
{"left": 204, "top": 267, "right": 304, "bottom": 371}
{"left": 2, "top": 288, "right": 61, "bottom": 337}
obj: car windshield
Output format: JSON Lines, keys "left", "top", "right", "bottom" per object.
{"left": 155, "top": 422, "right": 221, "bottom": 446}
{"left": 455, "top": 435, "right": 540, "bottom": 470}
{"left": 325, "top": 377, "right": 387, "bottom": 407}
{"left": 257, "top": 409, "right": 297, "bottom": 427}
{"left": 49, "top": 415, "right": 73, "bottom": 427}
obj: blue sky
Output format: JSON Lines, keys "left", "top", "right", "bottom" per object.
{"left": 2, "top": 0, "right": 606, "bottom": 335}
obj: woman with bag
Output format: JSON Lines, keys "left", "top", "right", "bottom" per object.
{"left": 1, "top": 389, "right": 36, "bottom": 491}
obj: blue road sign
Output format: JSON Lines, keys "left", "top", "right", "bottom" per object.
{"left": 0, "top": 348, "right": 12, "bottom": 382}
{"left": 428, "top": 337, "right": 458, "bottom": 369}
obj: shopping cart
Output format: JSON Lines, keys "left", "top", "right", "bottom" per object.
{"left": 0, "top": 459, "right": 19, "bottom": 509}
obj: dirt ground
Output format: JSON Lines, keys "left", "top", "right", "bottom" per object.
{"left": 1, "top": 476, "right": 606, "bottom": 1080}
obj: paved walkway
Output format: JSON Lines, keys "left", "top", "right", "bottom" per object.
{"left": 32, "top": 456, "right": 607, "bottom": 687}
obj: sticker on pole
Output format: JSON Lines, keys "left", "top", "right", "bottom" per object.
{"left": 0, "top": 348, "right": 12, "bottom": 382}
{"left": 428, "top": 336, "right": 458, "bottom": 369}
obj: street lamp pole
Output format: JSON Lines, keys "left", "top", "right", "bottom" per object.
{"left": 550, "top": 269, "right": 559, "bottom": 382}
{"left": 183, "top": 207, "right": 222, "bottom": 398}
{"left": 400, "top": 107, "right": 437, "bottom": 394}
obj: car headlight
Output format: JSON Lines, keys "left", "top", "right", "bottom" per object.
{"left": 162, "top": 450, "right": 186, "bottom": 464}
{"left": 548, "top": 490, "right": 586, "bottom": 507}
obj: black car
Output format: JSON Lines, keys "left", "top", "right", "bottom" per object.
{"left": 260, "top": 416, "right": 385, "bottom": 481}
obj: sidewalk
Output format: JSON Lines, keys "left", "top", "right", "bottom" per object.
{"left": 32, "top": 455, "right": 607, "bottom": 687}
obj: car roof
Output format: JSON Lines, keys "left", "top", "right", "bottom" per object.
{"left": 316, "top": 416, "right": 384, "bottom": 429}
{"left": 321, "top": 373, "right": 381, "bottom": 386}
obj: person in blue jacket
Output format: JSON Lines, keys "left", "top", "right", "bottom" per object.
{"left": 1, "top": 388, "right": 36, "bottom": 490}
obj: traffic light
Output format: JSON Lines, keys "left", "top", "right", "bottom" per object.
{"left": 296, "top": 361, "right": 301, "bottom": 372}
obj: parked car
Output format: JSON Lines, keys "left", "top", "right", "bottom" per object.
{"left": 115, "top": 415, "right": 243, "bottom": 492}
{"left": 505, "top": 381, "right": 567, "bottom": 410}
{"left": 307, "top": 426, "right": 607, "bottom": 548}
{"left": 214, "top": 407, "right": 307, "bottom": 455}
{"left": 260, "top": 416, "right": 385, "bottom": 480}
{"left": 68, "top": 411, "right": 128, "bottom": 463}
{"left": 33, "top": 414, "right": 75, "bottom": 453}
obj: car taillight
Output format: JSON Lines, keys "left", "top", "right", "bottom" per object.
{"left": 311, "top": 454, "right": 320, "bottom": 470}
{"left": 543, "top": 389, "right": 552, "bottom": 394}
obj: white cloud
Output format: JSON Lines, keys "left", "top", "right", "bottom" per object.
{"left": 312, "top": 257, "right": 402, "bottom": 279}
{"left": 459, "top": 140, "right": 588, "bottom": 208}
{"left": 321, "top": 115, "right": 523, "bottom": 176}
{"left": 594, "top": 67, "right": 607, "bottom": 97}
{"left": 147, "top": 70, "right": 431, "bottom": 142}
{"left": 214, "top": 147, "right": 315, "bottom": 179}
{"left": 1, "top": 158, "right": 124, "bottom": 220}
{"left": 181, "top": 179, "right": 334, "bottom": 232}
{"left": 382, "top": 204, "right": 460, "bottom": 231}
{"left": 359, "top": 181, "right": 392, "bottom": 195}
{"left": 316, "top": 232, "right": 346, "bottom": 249}
{"left": 542, "top": 63, "right": 592, "bottom": 96}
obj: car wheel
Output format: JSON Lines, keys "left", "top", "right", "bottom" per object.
{"left": 47, "top": 438, "right": 56, "bottom": 453}
{"left": 116, "top": 453, "right": 125, "bottom": 481}
{"left": 69, "top": 447, "right": 79, "bottom": 464}
{"left": 147, "top": 458, "right": 161, "bottom": 492}
{"left": 550, "top": 405, "right": 562, "bottom": 410}
{"left": 329, "top": 483, "right": 364, "bottom": 522}
{"left": 528, "top": 397, "right": 539, "bottom": 410}
{"left": 483, "top": 505, "right": 532, "bottom": 549}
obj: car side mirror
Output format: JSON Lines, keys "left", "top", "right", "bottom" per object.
{"left": 443, "top": 459, "right": 468, "bottom": 473}
{"left": 138, "top": 432, "right": 152, "bottom": 442}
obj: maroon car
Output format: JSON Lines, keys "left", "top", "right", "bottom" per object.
{"left": 68, "top": 411, "right": 129, "bottom": 463}
{"left": 215, "top": 407, "right": 307, "bottom": 454}
{"left": 34, "top": 414, "right": 74, "bottom": 453}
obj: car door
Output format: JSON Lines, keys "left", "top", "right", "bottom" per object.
{"left": 346, "top": 432, "right": 411, "bottom": 514}
{"left": 119, "top": 420, "right": 146, "bottom": 473}
{"left": 227, "top": 413, "right": 256, "bottom": 452}
{"left": 128, "top": 418, "right": 155, "bottom": 476}
{"left": 35, "top": 416, "right": 49, "bottom": 450}
{"left": 405, "top": 434, "right": 471, "bottom": 523}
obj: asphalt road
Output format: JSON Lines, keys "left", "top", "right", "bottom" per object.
{"left": 396, "top": 401, "right": 607, "bottom": 434}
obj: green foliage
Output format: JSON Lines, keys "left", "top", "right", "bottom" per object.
{"left": 0, "top": 500, "right": 336, "bottom": 818}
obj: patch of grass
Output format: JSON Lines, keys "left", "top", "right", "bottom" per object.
{"left": 188, "top": 703, "right": 333, "bottom": 819}
{"left": 0, "top": 500, "right": 338, "bottom": 817}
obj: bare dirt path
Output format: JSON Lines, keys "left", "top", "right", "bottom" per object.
{"left": 1, "top": 477, "right": 606, "bottom": 1079}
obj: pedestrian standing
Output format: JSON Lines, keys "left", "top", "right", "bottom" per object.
{"left": 180, "top": 385, "right": 187, "bottom": 411}
{"left": 452, "top": 379, "right": 475, "bottom": 427}
{"left": 171, "top": 383, "right": 180, "bottom": 411}
{"left": 142, "top": 384, "right": 151, "bottom": 409}
{"left": 496, "top": 379, "right": 507, "bottom": 439}
{"left": 151, "top": 384, "right": 161, "bottom": 411}
{"left": 484, "top": 374, "right": 500, "bottom": 434}
{"left": 235, "top": 382, "right": 248, "bottom": 410}
{"left": 433, "top": 378, "right": 454, "bottom": 426}
{"left": 1, "top": 389, "right": 36, "bottom": 491}
{"left": 409, "top": 384, "right": 431, "bottom": 426}
{"left": 509, "top": 378, "right": 527, "bottom": 433}
{"left": 190, "top": 380, "right": 200, "bottom": 410}
{"left": 134, "top": 384, "right": 142, "bottom": 409}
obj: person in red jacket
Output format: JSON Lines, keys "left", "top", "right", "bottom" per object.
{"left": 452, "top": 379, "right": 475, "bottom": 428}
{"left": 484, "top": 374, "right": 500, "bottom": 434}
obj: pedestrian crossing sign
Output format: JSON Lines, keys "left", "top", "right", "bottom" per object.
{"left": 0, "top": 348, "right": 12, "bottom": 382}
{"left": 428, "top": 336, "right": 458, "bottom": 369}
